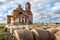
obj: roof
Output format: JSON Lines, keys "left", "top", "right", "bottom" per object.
{"left": 7, "top": 15, "right": 13, "bottom": 17}
{"left": 26, "top": 2, "right": 31, "bottom": 5}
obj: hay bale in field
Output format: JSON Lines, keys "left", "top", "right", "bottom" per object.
{"left": 31, "top": 29, "right": 40, "bottom": 40}
{"left": 31, "top": 29, "right": 52, "bottom": 40}
{"left": 46, "top": 28, "right": 58, "bottom": 34}
{"left": 25, "top": 27, "right": 29, "bottom": 30}
{"left": 55, "top": 31, "right": 60, "bottom": 40}
{"left": 38, "top": 29, "right": 52, "bottom": 40}
{"left": 14, "top": 29, "right": 20, "bottom": 40}
{"left": 39, "top": 30, "right": 51, "bottom": 40}
{"left": 29, "top": 27, "right": 33, "bottom": 30}
{"left": 24, "top": 26, "right": 34, "bottom": 31}
{"left": 20, "top": 29, "right": 33, "bottom": 40}
{"left": 46, "top": 28, "right": 58, "bottom": 40}
{"left": 56, "top": 27, "right": 60, "bottom": 31}
{"left": 14, "top": 29, "right": 33, "bottom": 40}
{"left": 36, "top": 27, "right": 45, "bottom": 30}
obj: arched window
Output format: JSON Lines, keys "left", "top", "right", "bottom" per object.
{"left": 19, "top": 12, "right": 22, "bottom": 14}
{"left": 19, "top": 12, "right": 25, "bottom": 24}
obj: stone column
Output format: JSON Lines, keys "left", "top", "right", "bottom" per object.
{"left": 11, "top": 17, "right": 14, "bottom": 25}
{"left": 21, "top": 15, "right": 23, "bottom": 24}
{"left": 19, "top": 16, "right": 21, "bottom": 24}
{"left": 31, "top": 15, "right": 33, "bottom": 24}
{"left": 7, "top": 15, "right": 11, "bottom": 25}
{"left": 24, "top": 16, "right": 25, "bottom": 24}
{"left": 27, "top": 16, "right": 29, "bottom": 24}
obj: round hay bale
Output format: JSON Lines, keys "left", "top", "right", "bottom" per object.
{"left": 56, "top": 27, "right": 60, "bottom": 31}
{"left": 36, "top": 27, "right": 45, "bottom": 30}
{"left": 19, "top": 29, "right": 33, "bottom": 40}
{"left": 31, "top": 29, "right": 40, "bottom": 40}
{"left": 55, "top": 31, "right": 60, "bottom": 40}
{"left": 18, "top": 29, "right": 33, "bottom": 40}
{"left": 46, "top": 28, "right": 58, "bottom": 40}
{"left": 14, "top": 29, "right": 20, "bottom": 40}
{"left": 31, "top": 28, "right": 55, "bottom": 40}
{"left": 29, "top": 27, "right": 33, "bottom": 30}
{"left": 46, "top": 28, "right": 58, "bottom": 34}
{"left": 38, "top": 29, "right": 51, "bottom": 40}
{"left": 25, "top": 27, "right": 30, "bottom": 31}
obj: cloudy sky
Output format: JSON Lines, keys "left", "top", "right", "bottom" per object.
{"left": 0, "top": 0, "right": 60, "bottom": 23}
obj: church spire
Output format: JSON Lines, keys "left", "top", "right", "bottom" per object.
{"left": 25, "top": 2, "right": 31, "bottom": 11}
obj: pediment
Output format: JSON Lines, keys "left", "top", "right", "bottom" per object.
{"left": 16, "top": 7, "right": 23, "bottom": 11}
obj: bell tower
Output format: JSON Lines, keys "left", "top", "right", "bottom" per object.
{"left": 25, "top": 2, "right": 31, "bottom": 11}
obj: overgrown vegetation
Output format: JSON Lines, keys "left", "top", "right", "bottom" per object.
{"left": 0, "top": 29, "right": 7, "bottom": 34}
{"left": 0, "top": 24, "right": 7, "bottom": 40}
{"left": 0, "top": 23, "right": 6, "bottom": 27}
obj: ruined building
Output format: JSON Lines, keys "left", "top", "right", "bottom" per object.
{"left": 7, "top": 2, "right": 33, "bottom": 25}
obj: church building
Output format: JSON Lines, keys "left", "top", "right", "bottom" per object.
{"left": 7, "top": 2, "right": 33, "bottom": 25}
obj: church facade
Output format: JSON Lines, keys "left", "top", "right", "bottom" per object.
{"left": 7, "top": 2, "right": 33, "bottom": 25}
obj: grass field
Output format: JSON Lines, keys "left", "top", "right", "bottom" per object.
{"left": 0, "top": 23, "right": 7, "bottom": 34}
{"left": 0, "top": 23, "right": 6, "bottom": 27}
{"left": 0, "top": 28, "right": 7, "bottom": 34}
{"left": 0, "top": 28, "right": 7, "bottom": 40}
{"left": 0, "top": 23, "right": 7, "bottom": 40}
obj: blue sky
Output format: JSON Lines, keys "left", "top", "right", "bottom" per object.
{"left": 0, "top": 0, "right": 60, "bottom": 23}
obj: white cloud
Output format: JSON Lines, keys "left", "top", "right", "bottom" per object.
{"left": 0, "top": 16, "right": 6, "bottom": 23}
{"left": 0, "top": 0, "right": 60, "bottom": 23}
{"left": 0, "top": 17, "right": 3, "bottom": 20}
{"left": 0, "top": 0, "right": 5, "bottom": 2}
